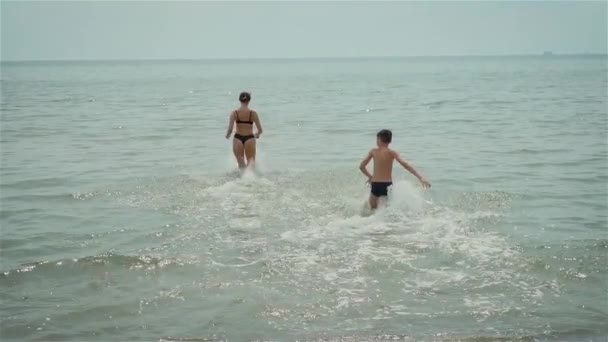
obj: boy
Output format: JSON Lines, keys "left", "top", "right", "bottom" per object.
{"left": 359, "top": 129, "right": 431, "bottom": 210}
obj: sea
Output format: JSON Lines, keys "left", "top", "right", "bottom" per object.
{"left": 1, "top": 56, "right": 607, "bottom": 341}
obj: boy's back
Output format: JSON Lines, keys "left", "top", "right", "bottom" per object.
{"left": 370, "top": 147, "right": 396, "bottom": 182}
{"left": 359, "top": 129, "right": 430, "bottom": 210}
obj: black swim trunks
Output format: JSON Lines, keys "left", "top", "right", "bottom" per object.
{"left": 370, "top": 182, "right": 392, "bottom": 197}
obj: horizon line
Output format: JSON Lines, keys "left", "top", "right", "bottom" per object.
{"left": 1, "top": 52, "right": 606, "bottom": 63}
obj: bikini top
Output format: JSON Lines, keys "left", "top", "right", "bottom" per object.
{"left": 234, "top": 110, "right": 254, "bottom": 125}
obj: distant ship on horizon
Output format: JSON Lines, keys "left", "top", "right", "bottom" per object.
{"left": 543, "top": 51, "right": 554, "bottom": 56}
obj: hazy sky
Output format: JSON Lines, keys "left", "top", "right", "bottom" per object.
{"left": 1, "top": 1, "right": 606, "bottom": 61}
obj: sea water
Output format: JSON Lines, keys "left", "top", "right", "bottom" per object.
{"left": 1, "top": 56, "right": 606, "bottom": 341}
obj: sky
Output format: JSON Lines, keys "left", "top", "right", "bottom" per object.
{"left": 1, "top": 1, "right": 606, "bottom": 61}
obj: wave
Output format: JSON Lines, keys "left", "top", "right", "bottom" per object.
{"left": 2, "top": 167, "right": 606, "bottom": 341}
{"left": 0, "top": 254, "right": 199, "bottom": 281}
{"left": 159, "top": 328, "right": 608, "bottom": 342}
{"left": 0, "top": 177, "right": 70, "bottom": 190}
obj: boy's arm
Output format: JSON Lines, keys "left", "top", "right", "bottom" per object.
{"left": 359, "top": 150, "right": 373, "bottom": 181}
{"left": 392, "top": 151, "right": 431, "bottom": 189}
{"left": 253, "top": 111, "right": 263, "bottom": 138}
{"left": 225, "top": 112, "right": 235, "bottom": 139}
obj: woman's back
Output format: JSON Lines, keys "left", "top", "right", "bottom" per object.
{"left": 233, "top": 109, "right": 256, "bottom": 135}
{"left": 225, "top": 91, "right": 263, "bottom": 170}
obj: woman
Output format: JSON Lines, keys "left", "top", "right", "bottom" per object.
{"left": 225, "top": 91, "right": 263, "bottom": 169}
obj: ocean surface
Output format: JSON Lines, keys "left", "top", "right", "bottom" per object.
{"left": 1, "top": 56, "right": 606, "bottom": 341}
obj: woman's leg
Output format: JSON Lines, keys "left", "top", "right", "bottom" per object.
{"left": 232, "top": 138, "right": 246, "bottom": 169}
{"left": 244, "top": 138, "right": 257, "bottom": 168}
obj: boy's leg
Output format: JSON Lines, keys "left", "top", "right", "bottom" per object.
{"left": 369, "top": 194, "right": 379, "bottom": 210}
{"left": 369, "top": 182, "right": 391, "bottom": 210}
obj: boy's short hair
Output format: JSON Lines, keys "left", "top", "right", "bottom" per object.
{"left": 377, "top": 129, "right": 392, "bottom": 143}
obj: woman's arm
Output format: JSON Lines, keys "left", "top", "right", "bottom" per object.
{"left": 253, "top": 111, "right": 263, "bottom": 138}
{"left": 225, "top": 112, "right": 235, "bottom": 139}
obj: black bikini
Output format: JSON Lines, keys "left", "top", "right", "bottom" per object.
{"left": 234, "top": 110, "right": 255, "bottom": 144}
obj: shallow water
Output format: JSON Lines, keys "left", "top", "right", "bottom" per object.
{"left": 1, "top": 56, "right": 607, "bottom": 341}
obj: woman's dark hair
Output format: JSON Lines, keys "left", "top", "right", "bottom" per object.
{"left": 377, "top": 129, "right": 392, "bottom": 143}
{"left": 239, "top": 92, "right": 251, "bottom": 103}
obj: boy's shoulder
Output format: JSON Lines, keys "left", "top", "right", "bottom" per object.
{"left": 370, "top": 147, "right": 399, "bottom": 158}
{"left": 369, "top": 147, "right": 382, "bottom": 156}
{"left": 374, "top": 147, "right": 398, "bottom": 154}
